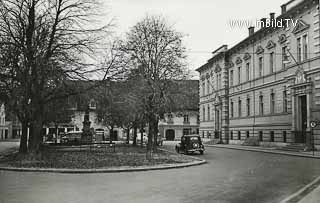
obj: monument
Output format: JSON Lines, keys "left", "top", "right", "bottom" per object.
{"left": 81, "top": 105, "right": 93, "bottom": 143}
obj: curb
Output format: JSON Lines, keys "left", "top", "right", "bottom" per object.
{"left": 0, "top": 149, "right": 206, "bottom": 174}
{"left": 279, "top": 175, "right": 320, "bottom": 203}
{"left": 206, "top": 144, "right": 320, "bottom": 159}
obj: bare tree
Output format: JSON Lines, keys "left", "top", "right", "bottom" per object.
{"left": 0, "top": 0, "right": 122, "bottom": 153}
{"left": 121, "top": 15, "right": 189, "bottom": 157}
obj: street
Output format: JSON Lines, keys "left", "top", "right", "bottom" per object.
{"left": 1, "top": 142, "right": 320, "bottom": 203}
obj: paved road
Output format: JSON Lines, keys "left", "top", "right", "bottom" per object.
{"left": 1, "top": 142, "right": 320, "bottom": 203}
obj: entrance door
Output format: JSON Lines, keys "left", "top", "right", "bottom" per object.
{"left": 110, "top": 130, "right": 118, "bottom": 141}
{"left": 166, "top": 129, "right": 175, "bottom": 140}
{"left": 5, "top": 129, "right": 8, "bottom": 139}
{"left": 296, "top": 95, "right": 307, "bottom": 143}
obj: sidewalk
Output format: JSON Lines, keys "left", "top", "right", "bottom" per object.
{"left": 206, "top": 144, "right": 320, "bottom": 159}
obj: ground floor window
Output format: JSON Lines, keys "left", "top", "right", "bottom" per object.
{"left": 283, "top": 131, "right": 287, "bottom": 143}
{"left": 270, "top": 131, "right": 274, "bottom": 142}
{"left": 238, "top": 131, "right": 241, "bottom": 140}
{"left": 259, "top": 131, "right": 263, "bottom": 141}
{"left": 183, "top": 128, "right": 191, "bottom": 136}
{"left": 246, "top": 131, "right": 250, "bottom": 138}
{"left": 230, "top": 131, "right": 233, "bottom": 140}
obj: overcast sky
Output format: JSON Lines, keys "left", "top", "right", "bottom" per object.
{"left": 105, "top": 0, "right": 289, "bottom": 77}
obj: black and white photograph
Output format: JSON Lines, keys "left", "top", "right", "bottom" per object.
{"left": 0, "top": 0, "right": 320, "bottom": 202}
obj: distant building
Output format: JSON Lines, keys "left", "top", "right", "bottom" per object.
{"left": 197, "top": 0, "right": 320, "bottom": 148}
{"left": 158, "top": 80, "right": 199, "bottom": 140}
{"left": 159, "top": 111, "right": 199, "bottom": 140}
{"left": 0, "top": 103, "right": 10, "bottom": 140}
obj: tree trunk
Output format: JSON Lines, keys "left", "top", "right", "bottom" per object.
{"left": 140, "top": 127, "right": 143, "bottom": 146}
{"left": 153, "top": 117, "right": 159, "bottom": 151}
{"left": 133, "top": 126, "right": 137, "bottom": 146}
{"left": 126, "top": 128, "right": 130, "bottom": 144}
{"left": 29, "top": 114, "right": 43, "bottom": 153}
{"left": 19, "top": 120, "right": 28, "bottom": 153}
{"left": 110, "top": 126, "right": 114, "bottom": 143}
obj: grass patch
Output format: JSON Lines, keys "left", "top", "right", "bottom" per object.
{"left": 0, "top": 145, "right": 195, "bottom": 169}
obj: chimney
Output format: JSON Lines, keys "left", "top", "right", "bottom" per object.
{"left": 270, "top": 13, "right": 275, "bottom": 20}
{"left": 248, "top": 26, "right": 255, "bottom": 36}
{"left": 281, "top": 5, "right": 286, "bottom": 14}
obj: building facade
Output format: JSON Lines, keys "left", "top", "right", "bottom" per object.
{"left": 197, "top": 0, "right": 320, "bottom": 148}
{"left": 0, "top": 103, "right": 12, "bottom": 140}
{"left": 159, "top": 111, "right": 199, "bottom": 140}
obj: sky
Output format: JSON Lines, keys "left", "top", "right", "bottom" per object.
{"left": 103, "top": 0, "right": 289, "bottom": 77}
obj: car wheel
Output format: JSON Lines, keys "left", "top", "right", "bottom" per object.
{"left": 200, "top": 150, "right": 204, "bottom": 155}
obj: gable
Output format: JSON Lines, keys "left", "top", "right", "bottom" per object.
{"left": 278, "top": 34, "right": 287, "bottom": 44}
{"left": 266, "top": 40, "right": 276, "bottom": 49}
{"left": 235, "top": 57, "right": 242, "bottom": 65}
{"left": 214, "top": 64, "right": 222, "bottom": 73}
{"left": 292, "top": 19, "right": 310, "bottom": 34}
{"left": 255, "top": 45, "right": 264, "bottom": 54}
{"left": 243, "top": 53, "right": 251, "bottom": 61}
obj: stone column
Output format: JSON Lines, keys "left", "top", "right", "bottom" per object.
{"left": 306, "top": 92, "right": 313, "bottom": 149}
{"left": 221, "top": 60, "right": 229, "bottom": 144}
{"left": 291, "top": 92, "right": 296, "bottom": 143}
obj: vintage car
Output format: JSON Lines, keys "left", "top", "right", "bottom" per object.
{"left": 175, "top": 135, "right": 204, "bottom": 155}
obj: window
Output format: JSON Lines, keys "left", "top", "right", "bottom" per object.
{"left": 297, "top": 37, "right": 302, "bottom": 62}
{"left": 246, "top": 97, "right": 250, "bottom": 116}
{"left": 270, "top": 131, "right": 274, "bottom": 142}
{"left": 246, "top": 63, "right": 250, "bottom": 81}
{"left": 183, "top": 114, "right": 189, "bottom": 123}
{"left": 282, "top": 46, "right": 287, "bottom": 68}
{"left": 202, "top": 107, "right": 205, "bottom": 121}
{"left": 270, "top": 92, "right": 275, "bottom": 114}
{"left": 259, "top": 95, "right": 264, "bottom": 115}
{"left": 230, "top": 70, "right": 234, "bottom": 86}
{"left": 207, "top": 106, "right": 210, "bottom": 121}
{"left": 90, "top": 100, "right": 96, "bottom": 109}
{"left": 259, "top": 131, "right": 263, "bottom": 141}
{"left": 238, "top": 131, "right": 241, "bottom": 140}
{"left": 230, "top": 101, "right": 234, "bottom": 117}
{"left": 202, "top": 81, "right": 205, "bottom": 96}
{"left": 238, "top": 66, "right": 241, "bottom": 84}
{"left": 303, "top": 34, "right": 308, "bottom": 61}
{"left": 218, "top": 74, "right": 222, "bottom": 89}
{"left": 270, "top": 52, "right": 274, "bottom": 74}
{"left": 183, "top": 128, "right": 191, "bottom": 135}
{"left": 230, "top": 131, "right": 233, "bottom": 140}
{"left": 283, "top": 131, "right": 287, "bottom": 143}
{"left": 207, "top": 79, "right": 210, "bottom": 95}
{"left": 167, "top": 113, "right": 173, "bottom": 123}
{"left": 258, "top": 57, "right": 263, "bottom": 77}
{"left": 246, "top": 131, "right": 250, "bottom": 138}
{"left": 238, "top": 99, "right": 242, "bottom": 117}
{"left": 283, "top": 90, "right": 288, "bottom": 113}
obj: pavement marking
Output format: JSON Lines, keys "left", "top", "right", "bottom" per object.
{"left": 279, "top": 175, "right": 320, "bottom": 203}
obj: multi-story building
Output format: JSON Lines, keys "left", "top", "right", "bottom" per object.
{"left": 159, "top": 111, "right": 199, "bottom": 140}
{"left": 197, "top": 0, "right": 320, "bottom": 148}
{"left": 159, "top": 80, "right": 200, "bottom": 140}
{"left": 0, "top": 103, "right": 11, "bottom": 140}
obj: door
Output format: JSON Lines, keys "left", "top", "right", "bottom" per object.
{"left": 166, "top": 129, "right": 175, "bottom": 140}
{"left": 296, "top": 95, "right": 307, "bottom": 143}
{"left": 5, "top": 129, "right": 8, "bottom": 139}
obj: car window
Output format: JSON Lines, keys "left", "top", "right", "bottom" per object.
{"left": 190, "top": 137, "right": 200, "bottom": 141}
